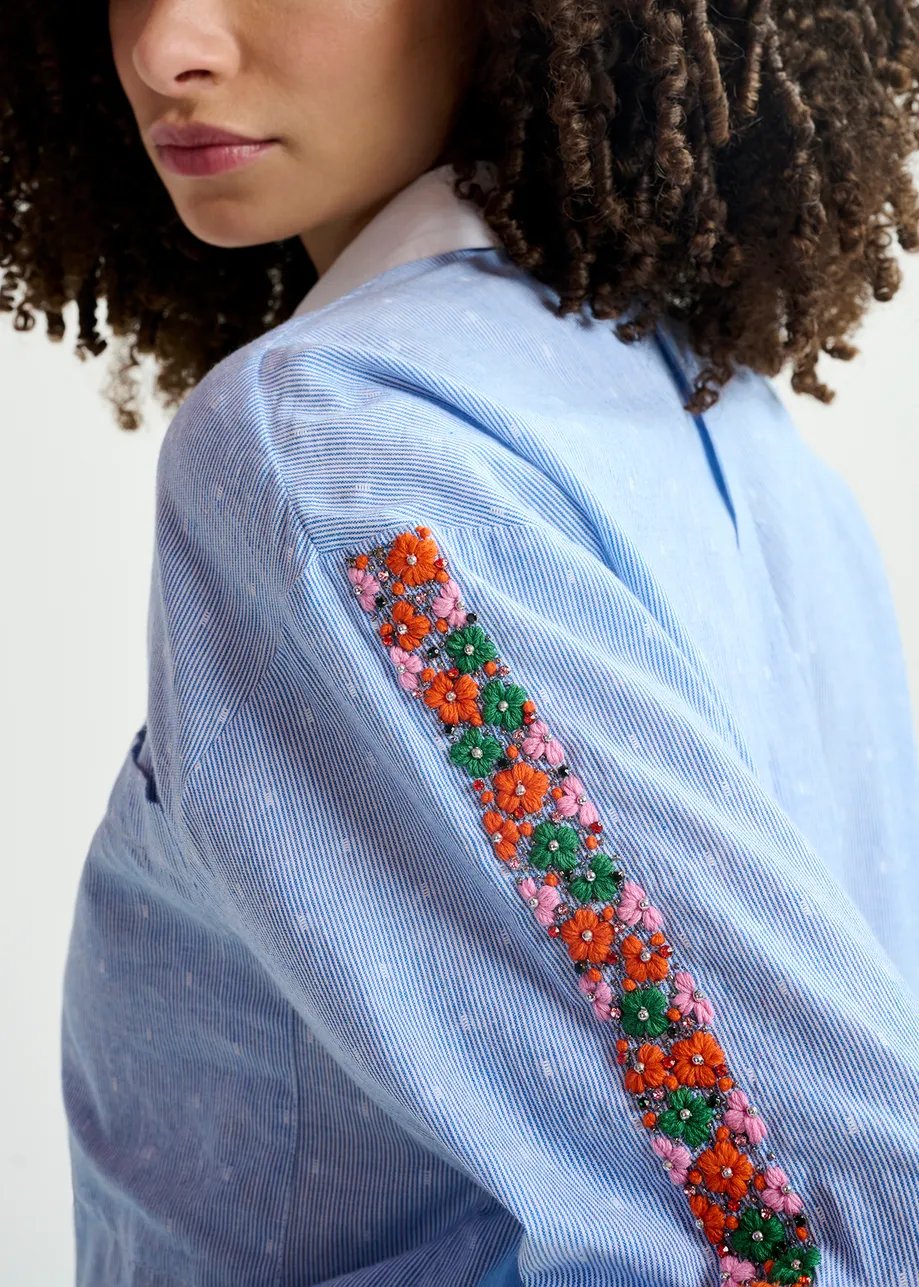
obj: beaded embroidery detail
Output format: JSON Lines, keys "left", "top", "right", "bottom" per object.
{"left": 343, "top": 526, "right": 822, "bottom": 1286}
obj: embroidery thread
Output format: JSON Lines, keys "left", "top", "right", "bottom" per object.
{"left": 344, "top": 525, "right": 822, "bottom": 1287}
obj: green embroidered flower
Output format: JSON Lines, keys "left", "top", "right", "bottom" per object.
{"left": 448, "top": 727, "right": 503, "bottom": 776}
{"left": 731, "top": 1207, "right": 788, "bottom": 1263}
{"left": 770, "top": 1246, "right": 821, "bottom": 1284}
{"left": 529, "top": 821, "right": 579, "bottom": 872}
{"left": 656, "top": 1086, "right": 713, "bottom": 1147}
{"left": 481, "top": 679, "right": 528, "bottom": 731}
{"left": 443, "top": 624, "right": 498, "bottom": 674}
{"left": 619, "top": 985, "right": 669, "bottom": 1039}
{"left": 568, "top": 853, "right": 623, "bottom": 903}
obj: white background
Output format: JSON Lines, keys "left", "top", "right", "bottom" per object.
{"left": 2, "top": 259, "right": 917, "bottom": 1285}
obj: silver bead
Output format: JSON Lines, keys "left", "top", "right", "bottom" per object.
{"left": 406, "top": 554, "right": 417, "bottom": 564}
{"left": 638, "top": 1007, "right": 650, "bottom": 1021}
{"left": 581, "top": 930, "right": 593, "bottom": 942}
{"left": 463, "top": 644, "right": 474, "bottom": 655}
{"left": 691, "top": 1054, "right": 705, "bottom": 1064}
{"left": 497, "top": 700, "right": 508, "bottom": 711}
{"left": 640, "top": 950, "right": 651, "bottom": 962}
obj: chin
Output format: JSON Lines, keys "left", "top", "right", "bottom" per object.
{"left": 173, "top": 195, "right": 303, "bottom": 249}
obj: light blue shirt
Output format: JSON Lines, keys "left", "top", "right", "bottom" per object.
{"left": 62, "top": 165, "right": 919, "bottom": 1287}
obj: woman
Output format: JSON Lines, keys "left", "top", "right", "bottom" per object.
{"left": 4, "top": 0, "right": 919, "bottom": 1283}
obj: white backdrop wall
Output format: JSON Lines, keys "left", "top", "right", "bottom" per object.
{"left": 2, "top": 257, "right": 916, "bottom": 1287}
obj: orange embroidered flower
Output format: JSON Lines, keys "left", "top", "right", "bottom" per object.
{"left": 689, "top": 1194, "right": 726, "bottom": 1245}
{"left": 623, "top": 1043, "right": 667, "bottom": 1094}
{"left": 620, "top": 934, "right": 670, "bottom": 983}
{"left": 390, "top": 600, "right": 431, "bottom": 650}
{"left": 671, "top": 1031, "right": 726, "bottom": 1088}
{"left": 492, "top": 762, "right": 549, "bottom": 815}
{"left": 386, "top": 531, "right": 439, "bottom": 586}
{"left": 696, "top": 1139, "right": 754, "bottom": 1200}
{"left": 483, "top": 810, "right": 520, "bottom": 861}
{"left": 424, "top": 671, "right": 479, "bottom": 724}
{"left": 560, "top": 907, "right": 614, "bottom": 963}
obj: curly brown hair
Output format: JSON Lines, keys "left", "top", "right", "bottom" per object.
{"left": 3, "top": 0, "right": 919, "bottom": 429}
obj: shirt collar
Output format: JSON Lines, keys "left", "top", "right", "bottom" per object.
{"left": 292, "top": 161, "right": 502, "bottom": 318}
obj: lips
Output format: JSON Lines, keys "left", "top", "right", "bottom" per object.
{"left": 149, "top": 120, "right": 272, "bottom": 148}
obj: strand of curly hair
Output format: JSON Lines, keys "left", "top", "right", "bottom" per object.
{"left": 2, "top": 0, "right": 919, "bottom": 428}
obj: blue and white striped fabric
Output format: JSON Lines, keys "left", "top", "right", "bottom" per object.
{"left": 61, "top": 240, "right": 919, "bottom": 1287}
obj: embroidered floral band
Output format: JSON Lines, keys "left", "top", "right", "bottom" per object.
{"left": 343, "top": 526, "right": 822, "bottom": 1286}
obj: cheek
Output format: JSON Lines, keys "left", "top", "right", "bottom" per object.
{"left": 108, "top": 0, "right": 147, "bottom": 108}
{"left": 266, "top": 0, "right": 450, "bottom": 125}
{"left": 271, "top": 5, "right": 393, "bottom": 96}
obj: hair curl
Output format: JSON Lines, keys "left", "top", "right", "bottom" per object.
{"left": 2, "top": 0, "right": 919, "bottom": 428}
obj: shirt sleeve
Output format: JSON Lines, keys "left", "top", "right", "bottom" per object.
{"left": 162, "top": 347, "right": 919, "bottom": 1287}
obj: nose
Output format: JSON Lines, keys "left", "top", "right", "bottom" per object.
{"left": 129, "top": 0, "right": 240, "bottom": 96}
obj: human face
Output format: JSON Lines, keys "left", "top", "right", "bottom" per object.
{"left": 109, "top": 0, "right": 483, "bottom": 275}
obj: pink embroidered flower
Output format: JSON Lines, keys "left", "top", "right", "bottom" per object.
{"left": 431, "top": 578, "right": 467, "bottom": 629}
{"left": 723, "top": 1089, "right": 767, "bottom": 1145}
{"left": 761, "top": 1165, "right": 803, "bottom": 1216}
{"left": 615, "top": 879, "right": 664, "bottom": 932}
{"left": 517, "top": 877, "right": 561, "bottom": 926}
{"left": 554, "top": 776, "right": 599, "bottom": 826}
{"left": 388, "top": 646, "right": 424, "bottom": 691}
{"left": 577, "top": 971, "right": 613, "bottom": 1020}
{"left": 650, "top": 1135, "right": 691, "bottom": 1185}
{"left": 348, "top": 566, "right": 380, "bottom": 611}
{"left": 673, "top": 970, "right": 715, "bottom": 1025}
{"left": 717, "top": 1254, "right": 756, "bottom": 1285}
{"left": 521, "top": 719, "right": 565, "bottom": 767}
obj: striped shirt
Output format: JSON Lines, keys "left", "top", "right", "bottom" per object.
{"left": 62, "top": 163, "right": 919, "bottom": 1287}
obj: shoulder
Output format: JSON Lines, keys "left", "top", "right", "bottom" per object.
{"left": 158, "top": 248, "right": 550, "bottom": 553}
{"left": 159, "top": 248, "right": 509, "bottom": 471}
